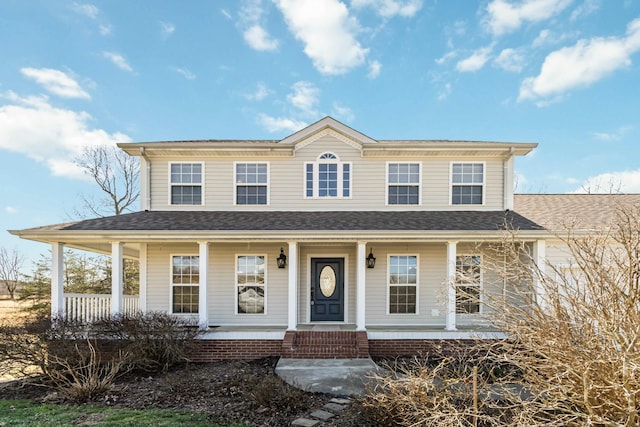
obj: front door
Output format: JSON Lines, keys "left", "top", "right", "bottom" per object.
{"left": 310, "top": 258, "right": 344, "bottom": 322}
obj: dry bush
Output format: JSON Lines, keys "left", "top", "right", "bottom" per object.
{"left": 483, "top": 205, "right": 640, "bottom": 426}
{"left": 365, "top": 205, "right": 640, "bottom": 426}
{"left": 45, "top": 338, "right": 130, "bottom": 400}
{"left": 245, "top": 374, "right": 309, "bottom": 413}
{"left": 93, "top": 311, "right": 201, "bottom": 373}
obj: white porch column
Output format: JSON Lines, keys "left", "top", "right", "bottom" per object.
{"left": 356, "top": 241, "right": 367, "bottom": 331}
{"left": 138, "top": 243, "right": 147, "bottom": 313}
{"left": 287, "top": 242, "right": 298, "bottom": 331}
{"left": 198, "top": 242, "right": 209, "bottom": 329}
{"left": 445, "top": 241, "right": 457, "bottom": 331}
{"left": 111, "top": 242, "right": 124, "bottom": 317}
{"left": 532, "top": 240, "right": 547, "bottom": 309}
{"left": 51, "top": 242, "right": 65, "bottom": 320}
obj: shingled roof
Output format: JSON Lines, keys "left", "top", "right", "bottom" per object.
{"left": 40, "top": 210, "right": 542, "bottom": 233}
{"left": 514, "top": 194, "right": 640, "bottom": 231}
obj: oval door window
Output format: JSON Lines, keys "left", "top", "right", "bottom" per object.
{"left": 319, "top": 265, "right": 336, "bottom": 297}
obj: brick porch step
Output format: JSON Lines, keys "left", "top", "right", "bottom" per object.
{"left": 282, "top": 331, "right": 369, "bottom": 358}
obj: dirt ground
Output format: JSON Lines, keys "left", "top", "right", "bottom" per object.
{"left": 0, "top": 357, "right": 373, "bottom": 426}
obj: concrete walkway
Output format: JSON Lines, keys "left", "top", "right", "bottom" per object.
{"left": 275, "top": 358, "right": 383, "bottom": 397}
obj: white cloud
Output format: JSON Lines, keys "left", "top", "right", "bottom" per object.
{"left": 21, "top": 68, "right": 91, "bottom": 99}
{"left": 570, "top": 0, "right": 600, "bottom": 21}
{"left": 160, "top": 21, "right": 176, "bottom": 37}
{"left": 244, "top": 25, "right": 279, "bottom": 51}
{"left": 245, "top": 82, "right": 272, "bottom": 101}
{"left": 331, "top": 102, "right": 355, "bottom": 122}
{"left": 532, "top": 29, "right": 551, "bottom": 47}
{"left": 0, "top": 92, "right": 130, "bottom": 179}
{"left": 275, "top": 0, "right": 368, "bottom": 74}
{"left": 102, "top": 51, "right": 134, "bottom": 72}
{"left": 593, "top": 126, "right": 632, "bottom": 142}
{"left": 367, "top": 60, "right": 382, "bottom": 78}
{"left": 519, "top": 18, "right": 640, "bottom": 101}
{"left": 221, "top": 9, "right": 232, "bottom": 20}
{"left": 72, "top": 3, "right": 99, "bottom": 19}
{"left": 239, "top": 0, "right": 279, "bottom": 52}
{"left": 484, "top": 0, "right": 573, "bottom": 36}
{"left": 456, "top": 45, "right": 493, "bottom": 72}
{"left": 257, "top": 114, "right": 307, "bottom": 133}
{"left": 173, "top": 67, "right": 196, "bottom": 80}
{"left": 5, "top": 206, "right": 17, "bottom": 214}
{"left": 571, "top": 169, "right": 640, "bottom": 193}
{"left": 435, "top": 50, "right": 457, "bottom": 65}
{"left": 287, "top": 81, "right": 320, "bottom": 116}
{"left": 437, "top": 82, "right": 452, "bottom": 101}
{"left": 350, "top": 0, "right": 423, "bottom": 18}
{"left": 99, "top": 24, "right": 112, "bottom": 35}
{"left": 494, "top": 47, "right": 526, "bottom": 72}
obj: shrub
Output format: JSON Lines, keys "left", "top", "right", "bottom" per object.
{"left": 0, "top": 312, "right": 201, "bottom": 401}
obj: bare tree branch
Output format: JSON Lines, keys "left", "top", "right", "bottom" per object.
{"left": 75, "top": 144, "right": 139, "bottom": 217}
{"left": 0, "top": 248, "right": 25, "bottom": 300}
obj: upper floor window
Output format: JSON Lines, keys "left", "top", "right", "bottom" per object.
{"left": 451, "top": 163, "right": 484, "bottom": 205}
{"left": 388, "top": 255, "right": 418, "bottom": 314}
{"left": 171, "top": 255, "right": 199, "bottom": 314}
{"left": 387, "top": 163, "right": 420, "bottom": 205}
{"left": 305, "top": 153, "right": 351, "bottom": 198}
{"left": 456, "top": 255, "right": 481, "bottom": 314}
{"left": 170, "top": 163, "right": 203, "bottom": 205}
{"left": 235, "top": 163, "right": 268, "bottom": 205}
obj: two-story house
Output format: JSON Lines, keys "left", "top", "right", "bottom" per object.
{"left": 12, "top": 117, "right": 596, "bottom": 360}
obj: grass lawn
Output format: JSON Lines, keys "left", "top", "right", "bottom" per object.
{"left": 0, "top": 400, "right": 248, "bottom": 427}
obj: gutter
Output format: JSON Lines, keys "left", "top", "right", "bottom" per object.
{"left": 140, "top": 147, "right": 151, "bottom": 211}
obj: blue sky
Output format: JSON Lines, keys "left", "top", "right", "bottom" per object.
{"left": 1, "top": 0, "right": 640, "bottom": 266}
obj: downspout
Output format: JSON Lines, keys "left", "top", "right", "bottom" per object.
{"left": 140, "top": 147, "right": 151, "bottom": 211}
{"left": 503, "top": 147, "right": 515, "bottom": 211}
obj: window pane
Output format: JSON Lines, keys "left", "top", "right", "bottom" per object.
{"left": 318, "top": 163, "right": 338, "bottom": 197}
{"left": 389, "top": 286, "right": 417, "bottom": 314}
{"left": 237, "top": 186, "right": 267, "bottom": 205}
{"left": 171, "top": 186, "right": 202, "bottom": 205}
{"left": 452, "top": 186, "right": 482, "bottom": 205}
{"left": 306, "top": 163, "right": 313, "bottom": 197}
{"left": 388, "top": 186, "right": 419, "bottom": 205}
{"left": 238, "top": 286, "right": 265, "bottom": 314}
{"left": 172, "top": 285, "right": 199, "bottom": 314}
{"left": 343, "top": 163, "right": 350, "bottom": 197}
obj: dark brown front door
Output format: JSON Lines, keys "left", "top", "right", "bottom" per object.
{"left": 310, "top": 258, "right": 344, "bottom": 322}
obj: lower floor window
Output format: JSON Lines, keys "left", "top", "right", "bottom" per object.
{"left": 389, "top": 255, "right": 417, "bottom": 314}
{"left": 237, "top": 255, "right": 265, "bottom": 314}
{"left": 171, "top": 255, "right": 199, "bottom": 314}
{"left": 456, "top": 255, "right": 481, "bottom": 314}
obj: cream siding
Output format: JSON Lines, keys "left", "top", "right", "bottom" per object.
{"left": 147, "top": 135, "right": 508, "bottom": 211}
{"left": 145, "top": 242, "right": 288, "bottom": 326}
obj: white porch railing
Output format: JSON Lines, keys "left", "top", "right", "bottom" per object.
{"left": 63, "top": 293, "right": 140, "bottom": 322}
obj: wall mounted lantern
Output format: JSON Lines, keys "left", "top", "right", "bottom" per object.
{"left": 366, "top": 248, "right": 376, "bottom": 269}
{"left": 277, "top": 248, "right": 287, "bottom": 269}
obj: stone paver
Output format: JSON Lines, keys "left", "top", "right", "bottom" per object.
{"left": 329, "top": 397, "right": 352, "bottom": 404}
{"left": 291, "top": 418, "right": 321, "bottom": 427}
{"left": 310, "top": 409, "right": 336, "bottom": 421}
{"left": 323, "top": 402, "right": 345, "bottom": 412}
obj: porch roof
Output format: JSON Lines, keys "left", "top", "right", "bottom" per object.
{"left": 12, "top": 209, "right": 543, "bottom": 236}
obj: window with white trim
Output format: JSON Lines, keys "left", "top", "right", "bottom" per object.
{"left": 388, "top": 255, "right": 418, "bottom": 314}
{"left": 171, "top": 255, "right": 199, "bottom": 314}
{"left": 451, "top": 163, "right": 484, "bottom": 205}
{"left": 235, "top": 163, "right": 268, "bottom": 205}
{"left": 236, "top": 255, "right": 265, "bottom": 314}
{"left": 170, "top": 163, "right": 203, "bottom": 205}
{"left": 456, "top": 255, "right": 481, "bottom": 314}
{"left": 305, "top": 153, "right": 351, "bottom": 198}
{"left": 387, "top": 163, "right": 420, "bottom": 205}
